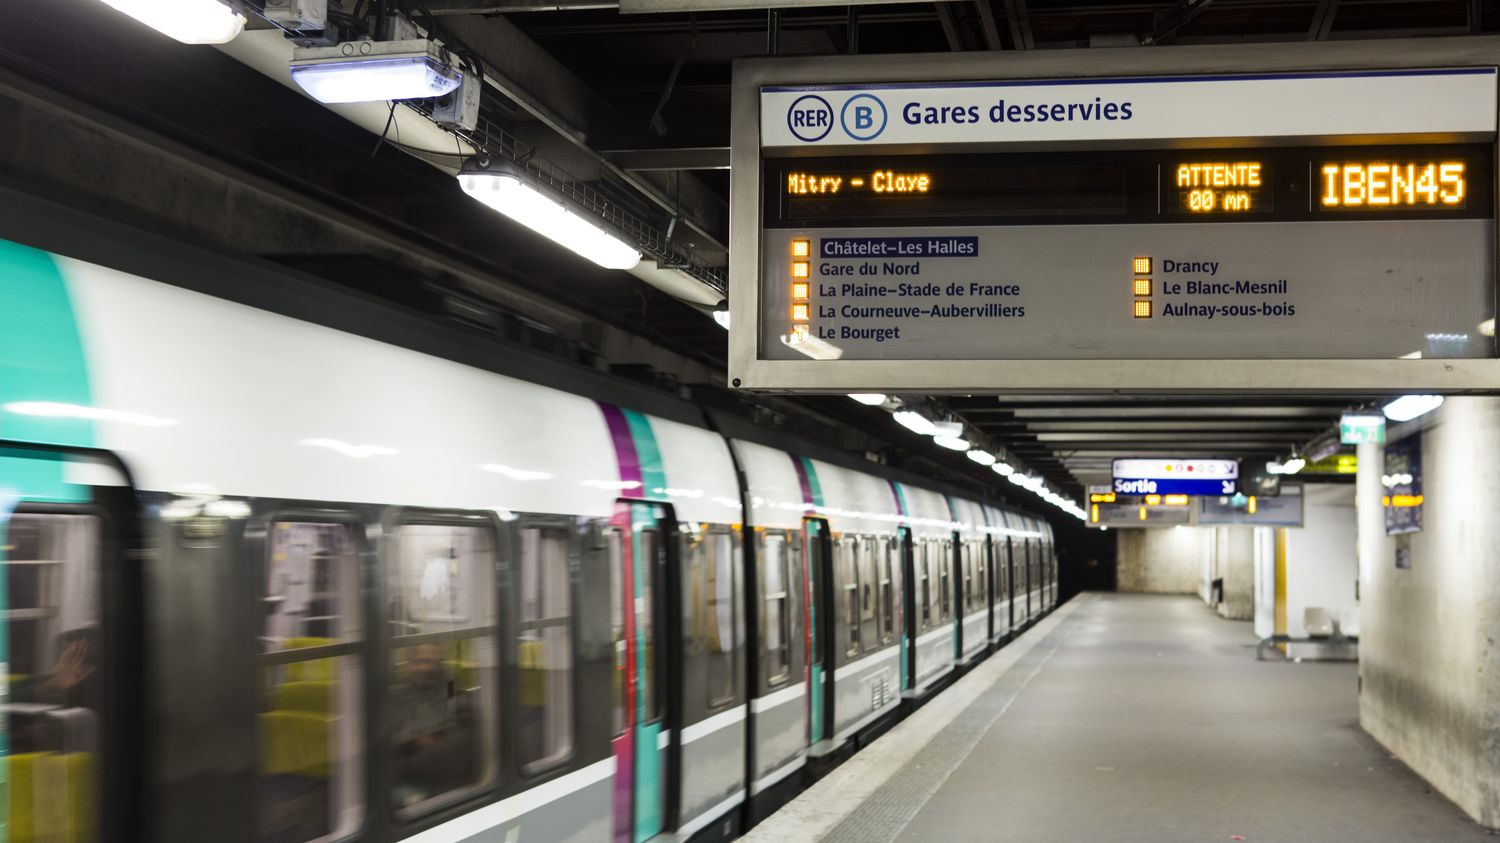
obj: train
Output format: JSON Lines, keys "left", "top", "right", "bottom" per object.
{"left": 0, "top": 216, "right": 1057, "bottom": 843}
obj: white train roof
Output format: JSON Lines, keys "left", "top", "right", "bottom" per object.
{"left": 57, "top": 257, "right": 740, "bottom": 523}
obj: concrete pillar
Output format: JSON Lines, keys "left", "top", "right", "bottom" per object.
{"left": 1216, "top": 527, "right": 1255, "bottom": 620}
{"left": 1117, "top": 527, "right": 1202, "bottom": 594}
{"left": 1357, "top": 397, "right": 1500, "bottom": 828}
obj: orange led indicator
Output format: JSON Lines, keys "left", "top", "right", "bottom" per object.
{"left": 1133, "top": 278, "right": 1152, "bottom": 297}
{"left": 1090, "top": 492, "right": 1116, "bottom": 503}
{"left": 1145, "top": 494, "right": 1162, "bottom": 506}
{"left": 792, "top": 261, "right": 810, "bottom": 279}
{"left": 1164, "top": 494, "right": 1188, "bottom": 506}
{"left": 791, "top": 303, "right": 809, "bottom": 322}
{"left": 1133, "top": 300, "right": 1153, "bottom": 319}
{"left": 1091, "top": 504, "right": 1100, "bottom": 522}
{"left": 1139, "top": 507, "right": 1148, "bottom": 521}
{"left": 791, "top": 282, "right": 810, "bottom": 300}
{"left": 792, "top": 239, "right": 811, "bottom": 257}
{"left": 1248, "top": 496, "right": 1258, "bottom": 514}
{"left": 1133, "top": 257, "right": 1152, "bottom": 275}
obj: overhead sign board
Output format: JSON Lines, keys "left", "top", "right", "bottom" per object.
{"left": 729, "top": 40, "right": 1500, "bottom": 391}
{"left": 1112, "top": 458, "right": 1238, "bottom": 496}
{"left": 1198, "top": 488, "right": 1304, "bottom": 526}
{"left": 761, "top": 70, "right": 1497, "bottom": 148}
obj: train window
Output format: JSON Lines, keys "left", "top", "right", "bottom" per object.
{"left": 761, "top": 531, "right": 794, "bottom": 686}
{"left": 517, "top": 525, "right": 574, "bottom": 772}
{"left": 259, "top": 520, "right": 364, "bottom": 843}
{"left": 4, "top": 511, "right": 103, "bottom": 843}
{"left": 938, "top": 541, "right": 952, "bottom": 622}
{"left": 925, "top": 541, "right": 942, "bottom": 627}
{"left": 918, "top": 542, "right": 932, "bottom": 631}
{"left": 704, "top": 527, "right": 738, "bottom": 708}
{"left": 879, "top": 539, "right": 895, "bottom": 644}
{"left": 977, "top": 542, "right": 989, "bottom": 607}
{"left": 387, "top": 520, "right": 498, "bottom": 817}
{"left": 838, "top": 537, "right": 859, "bottom": 655}
{"left": 858, "top": 537, "right": 878, "bottom": 649}
{"left": 640, "top": 529, "right": 662, "bottom": 723}
{"left": 606, "top": 529, "right": 626, "bottom": 737}
{"left": 961, "top": 544, "right": 973, "bottom": 612}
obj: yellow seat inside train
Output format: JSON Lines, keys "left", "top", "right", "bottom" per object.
{"left": 7, "top": 751, "right": 96, "bottom": 843}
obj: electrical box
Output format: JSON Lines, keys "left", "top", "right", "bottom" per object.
{"left": 432, "top": 74, "right": 481, "bottom": 131}
{"left": 264, "top": 0, "right": 327, "bottom": 30}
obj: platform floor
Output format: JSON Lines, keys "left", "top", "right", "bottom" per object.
{"left": 746, "top": 593, "right": 1492, "bottom": 843}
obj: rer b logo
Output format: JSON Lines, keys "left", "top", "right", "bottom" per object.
{"left": 787, "top": 95, "right": 834, "bottom": 142}
{"left": 841, "top": 93, "right": 887, "bottom": 142}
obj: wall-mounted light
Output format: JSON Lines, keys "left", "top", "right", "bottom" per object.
{"left": 848, "top": 393, "right": 888, "bottom": 406}
{"left": 459, "top": 158, "right": 642, "bottom": 271}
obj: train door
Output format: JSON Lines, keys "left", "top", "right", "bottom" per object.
{"left": 800, "top": 518, "right": 831, "bottom": 746}
{"left": 0, "top": 445, "right": 141, "bottom": 843}
{"left": 610, "top": 500, "right": 677, "bottom": 843}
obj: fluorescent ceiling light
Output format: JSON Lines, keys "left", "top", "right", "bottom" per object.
{"left": 1280, "top": 457, "right": 1306, "bottom": 475}
{"left": 991, "top": 461, "right": 1016, "bottom": 476}
{"left": 481, "top": 463, "right": 553, "bottom": 481}
{"left": 96, "top": 0, "right": 245, "bottom": 44}
{"left": 848, "top": 393, "right": 888, "bottom": 406}
{"left": 459, "top": 160, "right": 642, "bottom": 271}
{"left": 712, "top": 309, "right": 731, "bottom": 330}
{"left": 298, "top": 438, "right": 398, "bottom": 459}
{"left": 1383, "top": 394, "right": 1445, "bottom": 422}
{"left": 933, "top": 434, "right": 969, "bottom": 451}
{"left": 1007, "top": 473, "right": 1027, "bottom": 486}
{"left": 291, "top": 40, "right": 462, "bottom": 104}
{"left": 5, "top": 401, "right": 178, "bottom": 427}
{"left": 892, "top": 411, "right": 938, "bottom": 436}
{"left": 966, "top": 450, "right": 997, "bottom": 466}
{"left": 931, "top": 421, "right": 964, "bottom": 438}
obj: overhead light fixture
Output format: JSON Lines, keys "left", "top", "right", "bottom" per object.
{"left": 1383, "top": 394, "right": 1445, "bottom": 422}
{"left": 1280, "top": 457, "right": 1306, "bottom": 475}
{"left": 991, "top": 461, "right": 1016, "bottom": 476}
{"left": 1007, "top": 473, "right": 1027, "bottom": 486}
{"left": 848, "top": 393, "right": 888, "bottom": 406}
{"left": 291, "top": 39, "right": 463, "bottom": 104}
{"left": 931, "top": 420, "right": 964, "bottom": 438}
{"left": 95, "top": 0, "right": 246, "bottom": 44}
{"left": 966, "top": 450, "right": 997, "bottom": 466}
{"left": 892, "top": 410, "right": 938, "bottom": 436}
{"left": 459, "top": 158, "right": 643, "bottom": 271}
{"left": 933, "top": 434, "right": 970, "bottom": 451}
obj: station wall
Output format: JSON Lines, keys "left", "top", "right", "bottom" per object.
{"left": 1357, "top": 397, "right": 1500, "bottom": 828}
{"left": 1117, "top": 527, "right": 1203, "bottom": 594}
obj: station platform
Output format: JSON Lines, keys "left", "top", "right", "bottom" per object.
{"left": 744, "top": 593, "right": 1492, "bottom": 843}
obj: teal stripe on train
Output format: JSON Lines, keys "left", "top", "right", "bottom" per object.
{"left": 0, "top": 238, "right": 95, "bottom": 843}
{"left": 622, "top": 409, "right": 668, "bottom": 502}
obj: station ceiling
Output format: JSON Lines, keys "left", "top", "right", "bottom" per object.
{"left": 4, "top": 0, "right": 1472, "bottom": 499}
